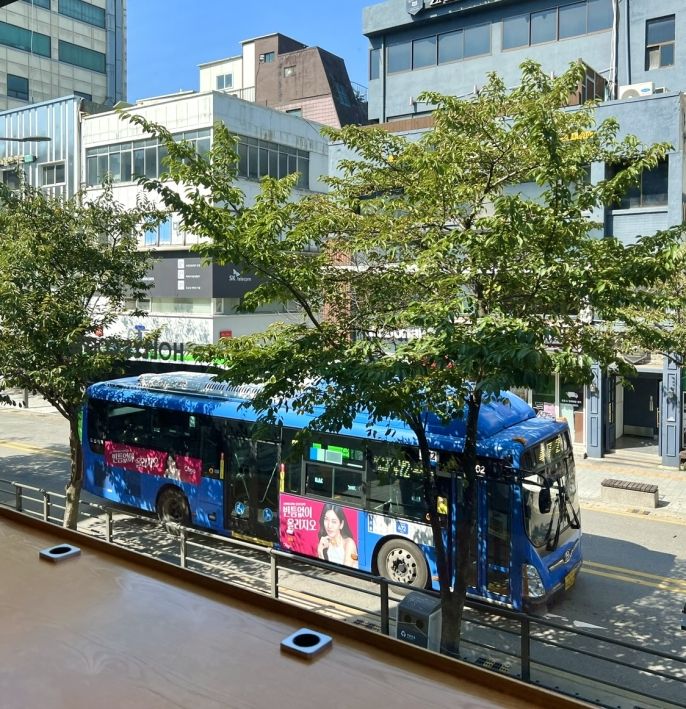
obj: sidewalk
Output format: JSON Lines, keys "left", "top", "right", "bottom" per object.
{"left": 575, "top": 452, "right": 686, "bottom": 522}
{"left": 0, "top": 388, "right": 60, "bottom": 415}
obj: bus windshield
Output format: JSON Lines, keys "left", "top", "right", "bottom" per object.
{"left": 521, "top": 432, "right": 580, "bottom": 551}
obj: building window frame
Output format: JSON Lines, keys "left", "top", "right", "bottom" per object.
{"left": 7, "top": 73, "right": 29, "bottom": 101}
{"left": 607, "top": 158, "right": 669, "bottom": 210}
{"left": 645, "top": 15, "right": 675, "bottom": 70}
{"left": 42, "top": 162, "right": 66, "bottom": 186}
{"left": 216, "top": 73, "right": 233, "bottom": 90}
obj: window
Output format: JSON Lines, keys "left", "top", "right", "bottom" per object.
{"left": 283, "top": 65, "right": 295, "bottom": 77}
{"left": 43, "top": 163, "right": 65, "bottom": 186}
{"left": 367, "top": 444, "right": 426, "bottom": 521}
{"left": 23, "top": 0, "right": 51, "bottom": 8}
{"left": 503, "top": 14, "right": 530, "bottom": 49}
{"left": 502, "top": 1, "right": 612, "bottom": 50}
{"left": 559, "top": 2, "right": 587, "bottom": 39}
{"left": 0, "top": 21, "right": 50, "bottom": 57}
{"left": 73, "top": 90, "right": 92, "bottom": 101}
{"left": 387, "top": 40, "right": 411, "bottom": 73}
{"left": 286, "top": 107, "right": 302, "bottom": 117}
{"left": 369, "top": 47, "right": 380, "bottom": 80}
{"left": 7, "top": 74, "right": 28, "bottom": 101}
{"left": 607, "top": 159, "right": 669, "bottom": 209}
{"left": 531, "top": 8, "right": 557, "bottom": 44}
{"left": 236, "top": 135, "right": 309, "bottom": 189}
{"left": 216, "top": 73, "right": 233, "bottom": 90}
{"left": 59, "top": 40, "right": 106, "bottom": 73}
{"left": 1, "top": 170, "right": 21, "bottom": 190}
{"left": 438, "top": 30, "right": 463, "bottom": 63}
{"left": 86, "top": 129, "right": 211, "bottom": 187}
{"left": 464, "top": 23, "right": 491, "bottom": 57}
{"left": 412, "top": 36, "right": 436, "bottom": 69}
{"left": 588, "top": 0, "right": 613, "bottom": 33}
{"left": 58, "top": 0, "right": 106, "bottom": 28}
{"left": 646, "top": 16, "right": 675, "bottom": 69}
{"left": 260, "top": 51, "right": 275, "bottom": 63}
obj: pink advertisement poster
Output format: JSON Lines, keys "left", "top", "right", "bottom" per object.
{"left": 279, "top": 494, "right": 360, "bottom": 569}
{"left": 104, "top": 442, "right": 201, "bottom": 485}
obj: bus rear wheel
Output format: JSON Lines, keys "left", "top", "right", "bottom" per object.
{"left": 157, "top": 487, "right": 190, "bottom": 530}
{"left": 377, "top": 538, "right": 428, "bottom": 588}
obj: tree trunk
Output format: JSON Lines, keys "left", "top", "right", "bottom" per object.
{"left": 63, "top": 414, "right": 83, "bottom": 529}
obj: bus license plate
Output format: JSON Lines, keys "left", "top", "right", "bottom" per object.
{"left": 564, "top": 568, "right": 578, "bottom": 591}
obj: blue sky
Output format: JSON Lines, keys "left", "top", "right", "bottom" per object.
{"left": 126, "top": 1, "right": 376, "bottom": 102}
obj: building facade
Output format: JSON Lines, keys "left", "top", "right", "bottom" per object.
{"left": 0, "top": 0, "right": 126, "bottom": 110}
{"left": 360, "top": 0, "right": 686, "bottom": 466}
{"left": 0, "top": 94, "right": 84, "bottom": 196}
{"left": 198, "top": 33, "right": 367, "bottom": 128}
{"left": 82, "top": 90, "right": 329, "bottom": 352}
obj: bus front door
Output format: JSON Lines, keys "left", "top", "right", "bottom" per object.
{"left": 483, "top": 480, "right": 512, "bottom": 601}
{"left": 225, "top": 438, "right": 280, "bottom": 544}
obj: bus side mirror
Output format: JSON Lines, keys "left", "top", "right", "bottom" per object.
{"left": 539, "top": 485, "right": 552, "bottom": 514}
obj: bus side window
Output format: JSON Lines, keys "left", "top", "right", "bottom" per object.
{"left": 199, "top": 417, "right": 223, "bottom": 478}
{"left": 280, "top": 428, "right": 301, "bottom": 494}
{"left": 305, "top": 463, "right": 334, "bottom": 498}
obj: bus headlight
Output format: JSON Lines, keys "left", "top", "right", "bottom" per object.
{"left": 523, "top": 564, "right": 546, "bottom": 599}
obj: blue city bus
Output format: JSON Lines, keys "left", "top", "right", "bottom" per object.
{"left": 82, "top": 371, "right": 582, "bottom": 609}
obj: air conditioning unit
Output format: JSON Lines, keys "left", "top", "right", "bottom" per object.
{"left": 618, "top": 81, "right": 654, "bottom": 99}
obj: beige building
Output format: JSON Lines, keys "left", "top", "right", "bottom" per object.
{"left": 199, "top": 33, "right": 366, "bottom": 128}
{"left": 0, "top": 0, "right": 125, "bottom": 110}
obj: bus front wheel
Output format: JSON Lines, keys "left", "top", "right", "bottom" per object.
{"left": 157, "top": 487, "right": 190, "bottom": 530}
{"left": 377, "top": 538, "right": 428, "bottom": 588}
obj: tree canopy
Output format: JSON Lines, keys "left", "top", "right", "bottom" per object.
{"left": 0, "top": 180, "right": 161, "bottom": 527}
{"left": 131, "top": 60, "right": 686, "bottom": 651}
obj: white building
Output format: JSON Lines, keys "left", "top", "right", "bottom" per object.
{"left": 82, "top": 89, "right": 329, "bottom": 350}
{"left": 0, "top": 0, "right": 125, "bottom": 110}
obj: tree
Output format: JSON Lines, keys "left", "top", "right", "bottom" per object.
{"left": 130, "top": 61, "right": 686, "bottom": 652}
{"left": 0, "top": 180, "right": 161, "bottom": 529}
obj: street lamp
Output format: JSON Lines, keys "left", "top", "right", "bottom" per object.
{"left": 0, "top": 136, "right": 51, "bottom": 142}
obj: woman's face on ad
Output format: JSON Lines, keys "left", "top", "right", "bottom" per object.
{"left": 324, "top": 510, "right": 343, "bottom": 538}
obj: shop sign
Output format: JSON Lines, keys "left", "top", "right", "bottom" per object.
{"left": 0, "top": 154, "right": 34, "bottom": 167}
{"left": 408, "top": 0, "right": 463, "bottom": 13}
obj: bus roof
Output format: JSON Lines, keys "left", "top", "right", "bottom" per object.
{"left": 87, "top": 372, "right": 567, "bottom": 459}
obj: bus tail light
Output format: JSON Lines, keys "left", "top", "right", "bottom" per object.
{"left": 522, "top": 564, "right": 545, "bottom": 599}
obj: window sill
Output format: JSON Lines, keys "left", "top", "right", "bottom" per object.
{"left": 609, "top": 205, "right": 668, "bottom": 215}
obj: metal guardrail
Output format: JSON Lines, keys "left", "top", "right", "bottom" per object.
{"left": 0, "top": 477, "right": 683, "bottom": 709}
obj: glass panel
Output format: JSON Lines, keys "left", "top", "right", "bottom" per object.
{"left": 642, "top": 160, "right": 668, "bottom": 206}
{"left": 412, "top": 36, "right": 436, "bottom": 69}
{"left": 647, "top": 16, "right": 675, "bottom": 44}
{"left": 369, "top": 47, "right": 380, "bottom": 80}
{"left": 86, "top": 155, "right": 98, "bottom": 187}
{"left": 559, "top": 2, "right": 586, "bottom": 39}
{"left": 660, "top": 43, "right": 675, "bottom": 67}
{"left": 58, "top": 0, "right": 106, "bottom": 28}
{"left": 464, "top": 23, "right": 491, "bottom": 57}
{"left": 588, "top": 0, "right": 613, "bottom": 32}
{"left": 438, "top": 30, "right": 463, "bottom": 63}
{"left": 367, "top": 444, "right": 426, "bottom": 521}
{"left": 158, "top": 217, "right": 172, "bottom": 245}
{"left": 7, "top": 74, "right": 28, "bottom": 100}
{"left": 279, "top": 151, "right": 289, "bottom": 179}
{"left": 144, "top": 146, "right": 157, "bottom": 179}
{"left": 109, "top": 153, "right": 121, "bottom": 182}
{"left": 237, "top": 142, "right": 248, "bottom": 176}
{"left": 387, "top": 40, "right": 412, "bottom": 73}
{"left": 487, "top": 482, "right": 511, "bottom": 597}
{"left": 133, "top": 149, "right": 145, "bottom": 178}
{"left": 531, "top": 8, "right": 557, "bottom": 44}
{"left": 117, "top": 151, "right": 130, "bottom": 182}
{"left": 59, "top": 40, "right": 106, "bottom": 73}
{"left": 259, "top": 146, "right": 269, "bottom": 178}
{"left": 503, "top": 14, "right": 530, "bottom": 49}
{"left": 97, "top": 155, "right": 108, "bottom": 184}
{"left": 247, "top": 145, "right": 258, "bottom": 179}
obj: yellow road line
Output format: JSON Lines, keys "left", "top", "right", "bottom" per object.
{"left": 582, "top": 566, "right": 686, "bottom": 593}
{"left": 584, "top": 561, "right": 686, "bottom": 591}
{"left": 0, "top": 439, "right": 70, "bottom": 459}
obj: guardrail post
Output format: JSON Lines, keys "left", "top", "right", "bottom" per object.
{"left": 380, "top": 579, "right": 390, "bottom": 636}
{"left": 270, "top": 553, "right": 279, "bottom": 599}
{"left": 106, "top": 509, "right": 113, "bottom": 544}
{"left": 42, "top": 491, "right": 50, "bottom": 522}
{"left": 521, "top": 615, "right": 531, "bottom": 682}
{"left": 15, "top": 485, "right": 22, "bottom": 513}
{"left": 179, "top": 527, "right": 187, "bottom": 569}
